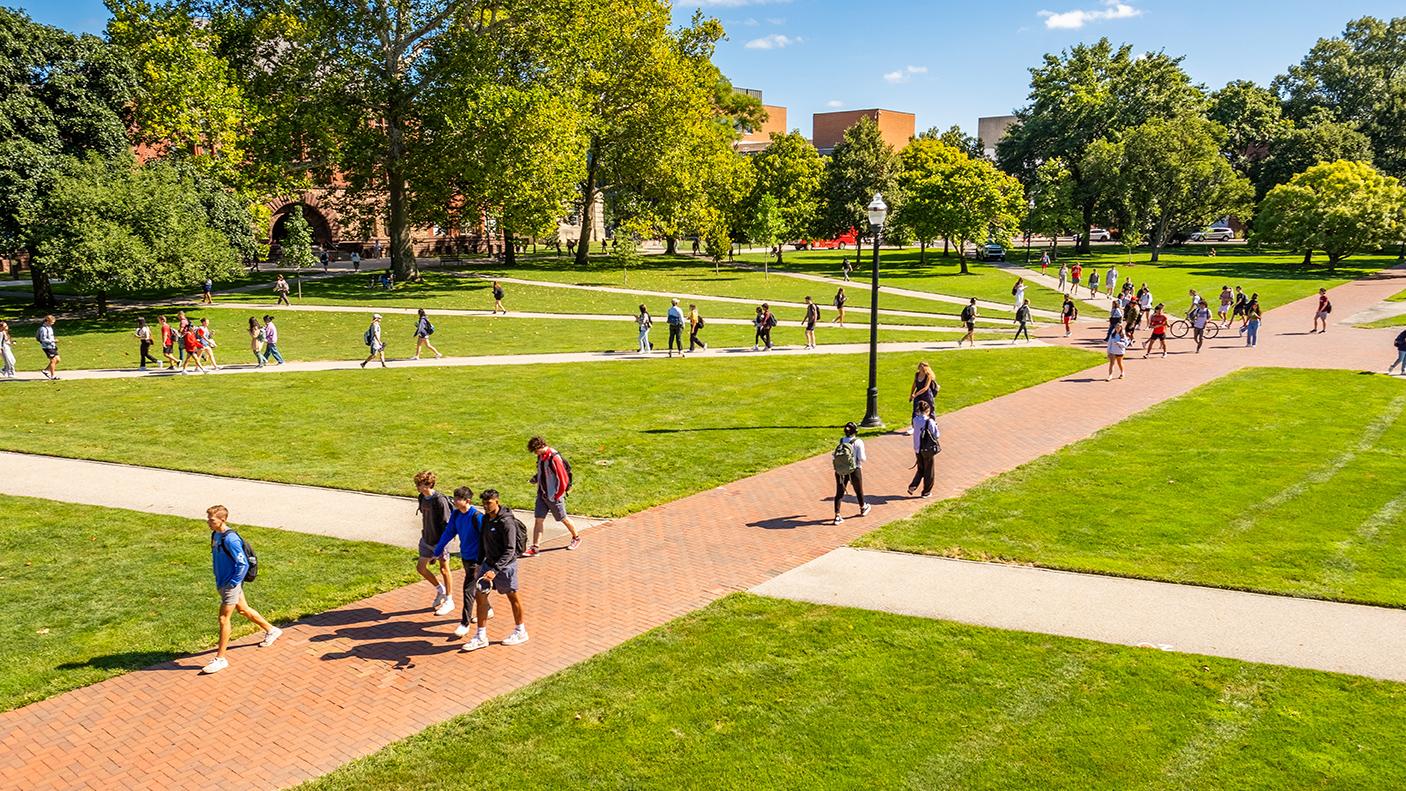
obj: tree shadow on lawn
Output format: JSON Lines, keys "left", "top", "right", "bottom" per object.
{"left": 642, "top": 425, "right": 839, "bottom": 434}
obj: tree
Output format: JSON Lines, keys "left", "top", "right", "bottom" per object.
{"left": 748, "top": 194, "right": 785, "bottom": 274}
{"left": 1026, "top": 157, "right": 1079, "bottom": 256}
{"left": 1251, "top": 112, "right": 1373, "bottom": 199}
{"left": 945, "top": 158, "right": 1025, "bottom": 274}
{"left": 279, "top": 206, "right": 317, "bottom": 295}
{"left": 28, "top": 154, "right": 242, "bottom": 315}
{"left": 1254, "top": 160, "right": 1406, "bottom": 270}
{"left": 1208, "top": 80, "right": 1286, "bottom": 175}
{"left": 1274, "top": 16, "right": 1406, "bottom": 179}
{"left": 893, "top": 137, "right": 964, "bottom": 263}
{"left": 817, "top": 116, "right": 899, "bottom": 240}
{"left": 996, "top": 38, "right": 1202, "bottom": 252}
{"left": 0, "top": 8, "right": 134, "bottom": 308}
{"left": 916, "top": 124, "right": 984, "bottom": 158}
{"left": 748, "top": 131, "right": 824, "bottom": 263}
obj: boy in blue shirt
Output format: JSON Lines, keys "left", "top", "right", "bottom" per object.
{"left": 433, "top": 486, "right": 493, "bottom": 637}
{"left": 203, "top": 505, "right": 281, "bottom": 674}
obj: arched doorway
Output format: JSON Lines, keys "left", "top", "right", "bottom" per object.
{"left": 271, "top": 204, "right": 335, "bottom": 250}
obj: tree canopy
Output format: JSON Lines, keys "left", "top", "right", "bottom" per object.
{"left": 817, "top": 117, "right": 899, "bottom": 240}
{"left": 748, "top": 131, "right": 825, "bottom": 262}
{"left": 1254, "top": 160, "right": 1406, "bottom": 269}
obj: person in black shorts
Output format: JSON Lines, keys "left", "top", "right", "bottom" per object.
{"left": 802, "top": 296, "right": 820, "bottom": 349}
{"left": 492, "top": 281, "right": 505, "bottom": 314}
{"left": 959, "top": 298, "right": 978, "bottom": 346}
{"left": 413, "top": 470, "right": 455, "bottom": 616}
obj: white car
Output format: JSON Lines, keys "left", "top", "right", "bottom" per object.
{"left": 1086, "top": 228, "right": 1111, "bottom": 242}
{"left": 1192, "top": 227, "right": 1235, "bottom": 242}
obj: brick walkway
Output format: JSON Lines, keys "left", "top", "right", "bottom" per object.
{"left": 2, "top": 267, "right": 1402, "bottom": 790}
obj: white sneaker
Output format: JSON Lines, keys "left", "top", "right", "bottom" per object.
{"left": 453, "top": 623, "right": 471, "bottom": 637}
{"left": 201, "top": 657, "right": 229, "bottom": 674}
{"left": 461, "top": 635, "right": 489, "bottom": 652}
{"left": 833, "top": 515, "right": 843, "bottom": 525}
{"left": 258, "top": 627, "right": 283, "bottom": 647}
{"left": 860, "top": 504, "right": 872, "bottom": 517}
{"left": 431, "top": 591, "right": 445, "bottom": 611}
{"left": 434, "top": 596, "right": 455, "bottom": 616}
{"left": 502, "top": 628, "right": 529, "bottom": 646}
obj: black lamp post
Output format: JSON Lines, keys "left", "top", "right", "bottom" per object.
{"left": 1024, "top": 197, "right": 1035, "bottom": 263}
{"left": 860, "top": 192, "right": 888, "bottom": 429}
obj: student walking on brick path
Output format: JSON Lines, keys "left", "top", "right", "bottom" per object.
{"left": 908, "top": 400, "right": 940, "bottom": 498}
{"left": 1218, "top": 285, "right": 1233, "bottom": 326}
{"left": 433, "top": 486, "right": 491, "bottom": 638}
{"left": 1190, "top": 300, "right": 1212, "bottom": 353}
{"left": 636, "top": 304, "right": 653, "bottom": 353}
{"left": 667, "top": 299, "right": 686, "bottom": 358}
{"left": 1145, "top": 303, "right": 1169, "bottom": 358}
{"left": 803, "top": 296, "right": 821, "bottom": 349}
{"left": 1311, "top": 288, "right": 1332, "bottom": 333}
{"left": 1124, "top": 297, "right": 1140, "bottom": 343}
{"left": 412, "top": 308, "right": 442, "bottom": 360}
{"left": 37, "top": 315, "right": 60, "bottom": 380}
{"left": 1106, "top": 324, "right": 1128, "bottom": 380}
{"left": 134, "top": 318, "right": 158, "bottom": 370}
{"left": 1388, "top": 329, "right": 1406, "bottom": 375}
{"left": 525, "top": 436, "right": 581, "bottom": 555}
{"left": 1011, "top": 277, "right": 1026, "bottom": 313}
{"left": 1013, "top": 299, "right": 1032, "bottom": 343}
{"left": 0, "top": 320, "right": 15, "bottom": 378}
{"left": 688, "top": 303, "right": 707, "bottom": 351}
{"left": 1241, "top": 295, "right": 1262, "bottom": 347}
{"left": 491, "top": 281, "right": 506, "bottom": 314}
{"left": 1107, "top": 298, "right": 1123, "bottom": 341}
{"left": 832, "top": 287, "right": 847, "bottom": 326}
{"left": 959, "top": 298, "right": 978, "bottom": 346}
{"left": 247, "top": 317, "right": 265, "bottom": 367}
{"left": 274, "top": 275, "right": 291, "bottom": 305}
{"left": 1061, "top": 294, "right": 1077, "bottom": 337}
{"left": 1137, "top": 284, "right": 1153, "bottom": 328}
{"left": 1230, "top": 286, "right": 1247, "bottom": 328}
{"left": 158, "top": 315, "right": 180, "bottom": 369}
{"left": 361, "top": 314, "right": 387, "bottom": 368}
{"left": 261, "top": 315, "right": 285, "bottom": 365}
{"left": 196, "top": 318, "right": 219, "bottom": 370}
{"left": 462, "top": 489, "right": 528, "bottom": 652}
{"left": 907, "top": 361, "right": 939, "bottom": 435}
{"left": 831, "top": 422, "right": 871, "bottom": 525}
{"left": 414, "top": 471, "right": 456, "bottom": 617}
{"left": 202, "top": 505, "right": 280, "bottom": 675}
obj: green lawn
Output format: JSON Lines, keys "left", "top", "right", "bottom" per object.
{"left": 301, "top": 594, "right": 1406, "bottom": 790}
{"left": 0, "top": 494, "right": 412, "bottom": 711}
{"left": 2, "top": 307, "right": 974, "bottom": 370}
{"left": 859, "top": 368, "right": 1406, "bottom": 607}
{"left": 0, "top": 347, "right": 1098, "bottom": 517}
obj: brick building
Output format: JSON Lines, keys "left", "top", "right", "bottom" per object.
{"left": 811, "top": 109, "right": 916, "bottom": 154}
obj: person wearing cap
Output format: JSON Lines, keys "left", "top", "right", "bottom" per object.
{"left": 361, "top": 313, "right": 387, "bottom": 368}
{"left": 830, "top": 421, "right": 870, "bottom": 525}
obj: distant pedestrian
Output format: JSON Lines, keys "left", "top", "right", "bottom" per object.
{"left": 666, "top": 298, "right": 686, "bottom": 358}
{"left": 1188, "top": 288, "right": 1202, "bottom": 314}
{"left": 1013, "top": 299, "right": 1032, "bottom": 342}
{"left": 758, "top": 303, "right": 776, "bottom": 350}
{"left": 751, "top": 306, "right": 765, "bottom": 350}
{"left": 261, "top": 315, "right": 284, "bottom": 364}
{"left": 908, "top": 360, "right": 939, "bottom": 429}
{"left": 158, "top": 315, "right": 180, "bottom": 369}
{"left": 1311, "top": 288, "right": 1331, "bottom": 333}
{"left": 1057, "top": 263, "right": 1067, "bottom": 292}
{"left": 1105, "top": 266, "right": 1117, "bottom": 295}
{"left": 134, "top": 317, "right": 158, "bottom": 370}
{"left": 413, "top": 470, "right": 455, "bottom": 617}
{"left": 491, "top": 281, "right": 505, "bottom": 314}
{"left": 461, "top": 489, "right": 529, "bottom": 652}
{"left": 1106, "top": 324, "right": 1128, "bottom": 380}
{"left": 525, "top": 436, "right": 581, "bottom": 555}
{"left": 830, "top": 421, "right": 871, "bottom": 525}
{"left": 319, "top": 251, "right": 329, "bottom": 272}
{"left": 1138, "top": 284, "right": 1153, "bottom": 327}
{"left": 1144, "top": 303, "right": 1168, "bottom": 358}
{"left": 1241, "top": 295, "right": 1262, "bottom": 347}
{"left": 0, "top": 321, "right": 15, "bottom": 378}
{"left": 1191, "top": 300, "right": 1211, "bottom": 353}
{"left": 1011, "top": 277, "right": 1026, "bottom": 313}
{"left": 201, "top": 504, "right": 280, "bottom": 675}
{"left": 274, "top": 275, "right": 290, "bottom": 305}
{"left": 907, "top": 400, "right": 940, "bottom": 498}
{"left": 373, "top": 240, "right": 383, "bottom": 259}
{"left": 688, "top": 303, "right": 707, "bottom": 351}
{"left": 1218, "top": 285, "right": 1233, "bottom": 325}
{"left": 1087, "top": 268, "right": 1099, "bottom": 298}
{"left": 1107, "top": 298, "right": 1124, "bottom": 341}
{"left": 202, "top": 278, "right": 214, "bottom": 304}
{"left": 248, "top": 317, "right": 265, "bottom": 367}
{"left": 959, "top": 298, "right": 978, "bottom": 346}
{"left": 1041, "top": 250, "right": 1051, "bottom": 273}
{"left": 1071, "top": 262, "right": 1083, "bottom": 292}
{"left": 1123, "top": 298, "right": 1140, "bottom": 341}
{"left": 691, "top": 238, "right": 700, "bottom": 255}
{"left": 180, "top": 323, "right": 207, "bottom": 374}
{"left": 832, "top": 288, "right": 847, "bottom": 326}
{"left": 176, "top": 311, "right": 191, "bottom": 363}
{"left": 1231, "top": 286, "right": 1248, "bottom": 327}
{"left": 802, "top": 296, "right": 820, "bottom": 349}
{"left": 196, "top": 318, "right": 219, "bottom": 369}
{"left": 1387, "top": 329, "right": 1406, "bottom": 375}
{"left": 36, "top": 315, "right": 59, "bottom": 380}
{"left": 412, "top": 308, "right": 442, "bottom": 360}
{"left": 361, "top": 314, "right": 387, "bottom": 368}
{"left": 351, "top": 251, "right": 361, "bottom": 272}
{"left": 1061, "top": 294, "right": 1077, "bottom": 337}
{"left": 841, "top": 258, "right": 852, "bottom": 281}
{"left": 434, "top": 485, "right": 490, "bottom": 639}
{"left": 636, "top": 304, "right": 653, "bottom": 353}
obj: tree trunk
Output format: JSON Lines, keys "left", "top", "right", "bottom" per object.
{"left": 775, "top": 244, "right": 783, "bottom": 266}
{"left": 1302, "top": 250, "right": 1313, "bottom": 266}
{"left": 920, "top": 240, "right": 926, "bottom": 265}
{"left": 97, "top": 289, "right": 108, "bottom": 318}
{"left": 958, "top": 239, "right": 970, "bottom": 274}
{"left": 29, "top": 253, "right": 54, "bottom": 309}
{"left": 386, "top": 95, "right": 418, "bottom": 282}
{"left": 575, "top": 142, "right": 599, "bottom": 267}
{"left": 1327, "top": 253, "right": 1339, "bottom": 272}
{"left": 664, "top": 236, "right": 677, "bottom": 256}
{"left": 942, "top": 238, "right": 949, "bottom": 257}
{"left": 503, "top": 224, "right": 516, "bottom": 267}
{"left": 1077, "top": 200, "right": 1094, "bottom": 254}
{"left": 1150, "top": 218, "right": 1168, "bottom": 263}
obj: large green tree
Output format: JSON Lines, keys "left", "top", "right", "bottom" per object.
{"left": 817, "top": 116, "right": 899, "bottom": 241}
{"left": 748, "top": 130, "right": 824, "bottom": 263}
{"left": 1026, "top": 157, "right": 1079, "bottom": 256}
{"left": 1251, "top": 112, "right": 1373, "bottom": 199}
{"left": 893, "top": 137, "right": 964, "bottom": 263}
{"left": 1254, "top": 160, "right": 1406, "bottom": 270}
{"left": 916, "top": 124, "right": 984, "bottom": 158}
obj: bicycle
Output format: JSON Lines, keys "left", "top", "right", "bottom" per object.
{"left": 1169, "top": 318, "right": 1220, "bottom": 339}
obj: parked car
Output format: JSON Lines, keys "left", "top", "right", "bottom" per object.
{"left": 1191, "top": 226, "right": 1235, "bottom": 242}
{"left": 1086, "top": 227, "right": 1111, "bottom": 242}
{"left": 981, "top": 242, "right": 1005, "bottom": 262}
{"left": 792, "top": 229, "right": 858, "bottom": 250}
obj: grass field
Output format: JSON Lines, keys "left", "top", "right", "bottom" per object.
{"left": 0, "top": 495, "right": 412, "bottom": 711}
{"left": 0, "top": 347, "right": 1098, "bottom": 517}
{"left": 859, "top": 368, "right": 1406, "bottom": 607}
{"left": 301, "top": 595, "right": 1406, "bottom": 790}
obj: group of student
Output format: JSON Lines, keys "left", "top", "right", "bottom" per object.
{"left": 633, "top": 293, "right": 843, "bottom": 356}
{"left": 203, "top": 435, "right": 582, "bottom": 674}
{"left": 1094, "top": 283, "right": 1266, "bottom": 380}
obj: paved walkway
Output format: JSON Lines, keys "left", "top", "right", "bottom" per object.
{"left": 2, "top": 267, "right": 1404, "bottom": 790}
{"left": 993, "top": 261, "right": 1111, "bottom": 313}
{"left": 0, "top": 452, "right": 598, "bottom": 548}
{"left": 755, "top": 548, "right": 1406, "bottom": 682}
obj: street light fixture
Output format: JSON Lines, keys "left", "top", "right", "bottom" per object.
{"left": 860, "top": 193, "right": 888, "bottom": 428}
{"left": 1024, "top": 196, "right": 1035, "bottom": 264}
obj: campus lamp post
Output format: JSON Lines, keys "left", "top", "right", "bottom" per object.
{"left": 860, "top": 193, "right": 888, "bottom": 429}
{"left": 1024, "top": 197, "right": 1035, "bottom": 263}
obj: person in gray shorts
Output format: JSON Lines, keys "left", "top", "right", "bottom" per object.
{"left": 525, "top": 436, "right": 581, "bottom": 555}
{"left": 461, "top": 489, "right": 529, "bottom": 652}
{"left": 203, "top": 504, "right": 281, "bottom": 674}
{"left": 414, "top": 470, "right": 455, "bottom": 617}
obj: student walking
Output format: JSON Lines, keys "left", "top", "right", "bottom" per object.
{"left": 1106, "top": 324, "right": 1128, "bottom": 380}
{"left": 666, "top": 298, "right": 686, "bottom": 358}
{"left": 1060, "top": 294, "right": 1077, "bottom": 337}
{"left": 1057, "top": 263, "right": 1068, "bottom": 292}
{"left": 412, "top": 308, "right": 442, "bottom": 359}
{"left": 1041, "top": 250, "right": 1051, "bottom": 273}
{"left": 1387, "top": 329, "right": 1406, "bottom": 375}
{"left": 180, "top": 323, "right": 207, "bottom": 374}
{"left": 1087, "top": 268, "right": 1099, "bottom": 298}
{"left": 351, "top": 251, "right": 361, "bottom": 272}
{"left": 261, "top": 315, "right": 284, "bottom": 364}
{"left": 1311, "top": 288, "right": 1332, "bottom": 333}
{"left": 1105, "top": 266, "right": 1117, "bottom": 295}
{"left": 414, "top": 471, "right": 456, "bottom": 617}
{"left": 175, "top": 311, "right": 191, "bottom": 363}
{"left": 907, "top": 400, "right": 940, "bottom": 498}
{"left": 1218, "top": 285, "right": 1233, "bottom": 326}
{"left": 202, "top": 278, "right": 214, "bottom": 304}
{"left": 1241, "top": 295, "right": 1262, "bottom": 347}
{"left": 158, "top": 315, "right": 180, "bottom": 369}
{"left": 361, "top": 314, "right": 388, "bottom": 368}
{"left": 1107, "top": 298, "right": 1124, "bottom": 341}
{"left": 636, "top": 304, "right": 653, "bottom": 353}
{"left": 247, "top": 317, "right": 265, "bottom": 366}
{"left": 319, "top": 251, "right": 330, "bottom": 272}
{"left": 135, "top": 318, "right": 158, "bottom": 370}
{"left": 908, "top": 361, "right": 939, "bottom": 431}
{"left": 274, "top": 275, "right": 290, "bottom": 305}
{"left": 462, "top": 489, "right": 529, "bottom": 651}
{"left": 688, "top": 303, "right": 707, "bottom": 351}
{"left": 1191, "top": 300, "right": 1212, "bottom": 353}
{"left": 1011, "top": 277, "right": 1026, "bottom": 313}
{"left": 802, "top": 296, "right": 820, "bottom": 349}
{"left": 831, "top": 422, "right": 871, "bottom": 525}
{"left": 751, "top": 306, "right": 765, "bottom": 350}
{"left": 1138, "top": 284, "right": 1153, "bottom": 328}
{"left": 1230, "top": 286, "right": 1247, "bottom": 328}
{"left": 491, "top": 281, "right": 506, "bottom": 314}
{"left": 201, "top": 505, "right": 281, "bottom": 674}
{"left": 832, "top": 288, "right": 847, "bottom": 326}
{"left": 959, "top": 298, "right": 978, "bottom": 346}
{"left": 1013, "top": 299, "right": 1032, "bottom": 343}
{"left": 36, "top": 315, "right": 59, "bottom": 380}
{"left": 525, "top": 436, "right": 581, "bottom": 555}
{"left": 196, "top": 318, "right": 219, "bottom": 369}
{"left": 433, "top": 486, "right": 491, "bottom": 637}
{"left": 0, "top": 321, "right": 15, "bottom": 378}
{"left": 1071, "top": 263, "right": 1082, "bottom": 293}
{"left": 1145, "top": 303, "right": 1169, "bottom": 358}
{"left": 758, "top": 303, "right": 776, "bottom": 350}
{"left": 841, "top": 258, "right": 852, "bottom": 281}
{"left": 1123, "top": 298, "right": 1141, "bottom": 342}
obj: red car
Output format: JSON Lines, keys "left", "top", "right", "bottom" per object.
{"left": 792, "top": 229, "right": 857, "bottom": 250}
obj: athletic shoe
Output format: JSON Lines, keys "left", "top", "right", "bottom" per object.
{"left": 860, "top": 504, "right": 872, "bottom": 517}
{"left": 434, "top": 596, "right": 455, "bottom": 617}
{"left": 460, "top": 636, "right": 489, "bottom": 652}
{"left": 40, "top": 370, "right": 52, "bottom": 380}
{"left": 259, "top": 627, "right": 283, "bottom": 647}
{"left": 522, "top": 545, "right": 539, "bottom": 557}
{"left": 568, "top": 536, "right": 581, "bottom": 550}
{"left": 907, "top": 486, "right": 918, "bottom": 496}
{"left": 453, "top": 623, "right": 471, "bottom": 637}
{"left": 833, "top": 515, "right": 844, "bottom": 525}
{"left": 431, "top": 591, "right": 445, "bottom": 610}
{"left": 200, "top": 657, "right": 229, "bottom": 674}
{"left": 502, "top": 628, "right": 529, "bottom": 646}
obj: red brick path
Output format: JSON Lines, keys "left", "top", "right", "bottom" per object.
{"left": 2, "top": 267, "right": 1403, "bottom": 790}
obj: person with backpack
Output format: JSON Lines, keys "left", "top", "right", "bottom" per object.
{"left": 1230, "top": 286, "right": 1247, "bottom": 328}
{"left": 433, "top": 485, "right": 493, "bottom": 638}
{"left": 134, "top": 317, "right": 158, "bottom": 371}
{"left": 525, "top": 436, "right": 581, "bottom": 555}
{"left": 802, "top": 296, "right": 821, "bottom": 349}
{"left": 274, "top": 275, "right": 291, "bottom": 305}
{"left": 688, "top": 303, "right": 707, "bottom": 351}
{"left": 414, "top": 470, "right": 456, "bottom": 617}
{"left": 180, "top": 323, "right": 208, "bottom": 375}
{"left": 907, "top": 400, "right": 940, "bottom": 498}
{"left": 461, "top": 488, "right": 528, "bottom": 652}
{"left": 1311, "top": 288, "right": 1332, "bottom": 334}
{"left": 1013, "top": 299, "right": 1032, "bottom": 343}
{"left": 831, "top": 422, "right": 871, "bottom": 525}
{"left": 907, "top": 360, "right": 939, "bottom": 431}
{"left": 1011, "top": 277, "right": 1026, "bottom": 313}
{"left": 36, "top": 315, "right": 59, "bottom": 380}
{"left": 261, "top": 315, "right": 284, "bottom": 365}
{"left": 1060, "top": 294, "right": 1077, "bottom": 337}
{"left": 751, "top": 306, "right": 765, "bottom": 351}
{"left": 666, "top": 298, "right": 686, "bottom": 358}
{"left": 1191, "top": 300, "right": 1212, "bottom": 353}
{"left": 492, "top": 281, "right": 506, "bottom": 314}
{"left": 157, "top": 315, "right": 180, "bottom": 370}
{"left": 412, "top": 308, "right": 442, "bottom": 360}
{"left": 202, "top": 504, "right": 280, "bottom": 674}
{"left": 636, "top": 304, "right": 653, "bottom": 354}
{"left": 1387, "top": 329, "right": 1406, "bottom": 375}
{"left": 958, "top": 298, "right": 978, "bottom": 347}
{"left": 361, "top": 314, "right": 387, "bottom": 368}
{"left": 758, "top": 303, "right": 776, "bottom": 350}
{"left": 832, "top": 288, "right": 847, "bottom": 327}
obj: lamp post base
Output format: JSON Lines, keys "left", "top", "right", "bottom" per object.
{"left": 860, "top": 388, "right": 883, "bottom": 428}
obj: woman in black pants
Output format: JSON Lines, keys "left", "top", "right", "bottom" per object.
{"left": 908, "top": 400, "right": 940, "bottom": 497}
{"left": 831, "top": 422, "right": 871, "bottom": 524}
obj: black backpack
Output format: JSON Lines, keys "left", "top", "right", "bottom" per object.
{"left": 765, "top": 312, "right": 778, "bottom": 328}
{"left": 502, "top": 511, "right": 530, "bottom": 558}
{"left": 960, "top": 305, "right": 975, "bottom": 322}
{"left": 918, "top": 421, "right": 941, "bottom": 455}
{"left": 219, "top": 532, "right": 259, "bottom": 582}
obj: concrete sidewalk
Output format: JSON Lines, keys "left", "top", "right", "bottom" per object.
{"left": 754, "top": 547, "right": 1406, "bottom": 683}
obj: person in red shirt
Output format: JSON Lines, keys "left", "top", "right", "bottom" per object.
{"left": 1144, "top": 303, "right": 1169, "bottom": 358}
{"left": 157, "top": 315, "right": 180, "bottom": 369}
{"left": 180, "top": 324, "right": 207, "bottom": 374}
{"left": 1311, "top": 288, "right": 1331, "bottom": 334}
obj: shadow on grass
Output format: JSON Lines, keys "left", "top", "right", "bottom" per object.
{"left": 642, "top": 425, "right": 837, "bottom": 434}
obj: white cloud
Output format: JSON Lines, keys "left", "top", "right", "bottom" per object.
{"left": 765, "top": 17, "right": 786, "bottom": 25}
{"left": 826, "top": 99, "right": 844, "bottom": 108}
{"left": 745, "top": 33, "right": 801, "bottom": 50}
{"left": 883, "top": 65, "right": 928, "bottom": 84}
{"left": 1039, "top": 1, "right": 1141, "bottom": 29}
{"left": 741, "top": 16, "right": 759, "bottom": 26}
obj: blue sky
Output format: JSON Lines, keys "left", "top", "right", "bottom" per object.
{"left": 14, "top": 0, "right": 1404, "bottom": 137}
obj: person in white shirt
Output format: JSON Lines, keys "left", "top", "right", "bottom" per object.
{"left": 37, "top": 315, "right": 59, "bottom": 380}
{"left": 1107, "top": 324, "right": 1129, "bottom": 380}
{"left": 1057, "top": 263, "right": 1068, "bottom": 292}
{"left": 361, "top": 314, "right": 387, "bottom": 368}
{"left": 831, "top": 422, "right": 871, "bottom": 525}
{"left": 908, "top": 400, "right": 940, "bottom": 498}
{"left": 0, "top": 320, "right": 15, "bottom": 378}
{"left": 1105, "top": 267, "right": 1118, "bottom": 295}
{"left": 134, "top": 317, "right": 157, "bottom": 370}
{"left": 1012, "top": 277, "right": 1026, "bottom": 313}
